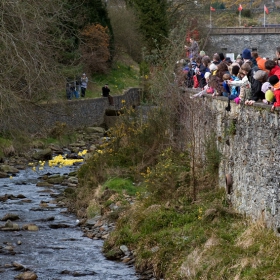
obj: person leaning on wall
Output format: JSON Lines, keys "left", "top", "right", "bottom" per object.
{"left": 102, "top": 84, "right": 113, "bottom": 106}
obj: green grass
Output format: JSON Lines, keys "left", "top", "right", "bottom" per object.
{"left": 58, "top": 57, "right": 140, "bottom": 100}
{"left": 89, "top": 62, "right": 140, "bottom": 98}
{"left": 103, "top": 177, "right": 143, "bottom": 196}
{"left": 104, "top": 187, "right": 280, "bottom": 279}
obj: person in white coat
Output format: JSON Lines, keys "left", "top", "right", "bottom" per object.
{"left": 80, "top": 73, "right": 88, "bottom": 97}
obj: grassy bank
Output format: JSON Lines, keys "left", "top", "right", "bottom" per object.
{"left": 68, "top": 100, "right": 280, "bottom": 279}
{"left": 59, "top": 55, "right": 140, "bottom": 100}
{"left": 104, "top": 187, "right": 280, "bottom": 279}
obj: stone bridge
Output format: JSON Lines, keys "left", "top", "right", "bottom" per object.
{"left": 209, "top": 27, "right": 280, "bottom": 59}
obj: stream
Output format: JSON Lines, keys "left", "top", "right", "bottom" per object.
{"left": 0, "top": 163, "right": 139, "bottom": 279}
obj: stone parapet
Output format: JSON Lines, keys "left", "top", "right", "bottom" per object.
{"left": 16, "top": 88, "right": 142, "bottom": 132}
{"left": 188, "top": 90, "right": 280, "bottom": 230}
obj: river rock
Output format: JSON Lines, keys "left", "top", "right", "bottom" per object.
{"left": 104, "top": 248, "right": 124, "bottom": 260}
{"left": 4, "top": 245, "right": 14, "bottom": 251}
{"left": 15, "top": 271, "right": 38, "bottom": 280}
{"left": 46, "top": 176, "right": 64, "bottom": 184}
{"left": 0, "top": 171, "right": 9, "bottom": 178}
{"left": 32, "top": 148, "right": 52, "bottom": 161}
{"left": 86, "top": 126, "right": 105, "bottom": 134}
{"left": 120, "top": 245, "right": 129, "bottom": 255}
{"left": 89, "top": 144, "right": 96, "bottom": 151}
{"left": 85, "top": 216, "right": 102, "bottom": 227}
{"left": 1, "top": 220, "right": 20, "bottom": 230}
{"left": 0, "top": 165, "right": 19, "bottom": 173}
{"left": 68, "top": 170, "right": 78, "bottom": 176}
{"left": 22, "top": 224, "right": 39, "bottom": 231}
{"left": 36, "top": 181, "right": 54, "bottom": 187}
{"left": 67, "top": 177, "right": 78, "bottom": 184}
{"left": 12, "top": 261, "right": 25, "bottom": 270}
{"left": 14, "top": 165, "right": 26, "bottom": 170}
{"left": 101, "top": 233, "right": 109, "bottom": 239}
{"left": 69, "top": 141, "right": 86, "bottom": 148}
{"left": 48, "top": 144, "right": 63, "bottom": 153}
{"left": 49, "top": 223, "right": 70, "bottom": 229}
{"left": 1, "top": 213, "right": 20, "bottom": 221}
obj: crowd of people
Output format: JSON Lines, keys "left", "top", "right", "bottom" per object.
{"left": 177, "top": 39, "right": 280, "bottom": 112}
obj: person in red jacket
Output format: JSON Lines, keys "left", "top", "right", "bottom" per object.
{"left": 269, "top": 75, "right": 280, "bottom": 112}
{"left": 265, "top": 60, "right": 280, "bottom": 79}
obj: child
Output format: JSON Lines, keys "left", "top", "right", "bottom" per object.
{"left": 190, "top": 72, "right": 213, "bottom": 98}
{"left": 229, "top": 65, "right": 240, "bottom": 100}
{"left": 269, "top": 75, "right": 280, "bottom": 112}
{"left": 222, "top": 73, "right": 232, "bottom": 97}
{"left": 183, "top": 66, "right": 194, "bottom": 88}
{"left": 261, "top": 82, "right": 275, "bottom": 105}
{"left": 227, "top": 69, "right": 251, "bottom": 105}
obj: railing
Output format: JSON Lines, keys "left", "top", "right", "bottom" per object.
{"left": 210, "top": 27, "right": 280, "bottom": 34}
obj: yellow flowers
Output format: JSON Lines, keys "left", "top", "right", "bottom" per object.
{"left": 78, "top": 149, "right": 87, "bottom": 157}
{"left": 198, "top": 207, "right": 203, "bottom": 220}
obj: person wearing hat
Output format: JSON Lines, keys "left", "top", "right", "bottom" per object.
{"left": 253, "top": 70, "right": 268, "bottom": 84}
{"left": 209, "top": 63, "right": 217, "bottom": 73}
{"left": 261, "top": 82, "right": 274, "bottom": 105}
{"left": 242, "top": 48, "right": 258, "bottom": 68}
{"left": 269, "top": 75, "right": 280, "bottom": 111}
{"left": 225, "top": 57, "right": 232, "bottom": 66}
{"left": 199, "top": 50, "right": 206, "bottom": 57}
{"left": 80, "top": 73, "right": 88, "bottom": 97}
{"left": 235, "top": 54, "right": 243, "bottom": 66}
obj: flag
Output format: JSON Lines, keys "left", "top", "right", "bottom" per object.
{"left": 238, "top": 4, "right": 243, "bottom": 11}
{"left": 210, "top": 6, "right": 216, "bottom": 12}
{"left": 264, "top": 5, "right": 269, "bottom": 14}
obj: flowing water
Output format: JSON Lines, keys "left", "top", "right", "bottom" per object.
{"left": 0, "top": 164, "right": 139, "bottom": 280}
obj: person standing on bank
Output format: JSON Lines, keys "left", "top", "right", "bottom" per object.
{"left": 102, "top": 84, "right": 113, "bottom": 105}
{"left": 80, "top": 73, "right": 88, "bottom": 97}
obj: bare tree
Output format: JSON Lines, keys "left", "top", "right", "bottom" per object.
{"left": 0, "top": 0, "right": 77, "bottom": 134}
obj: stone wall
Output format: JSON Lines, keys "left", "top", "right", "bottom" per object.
{"left": 188, "top": 92, "right": 280, "bottom": 230}
{"left": 22, "top": 88, "right": 141, "bottom": 132}
{"left": 209, "top": 33, "right": 279, "bottom": 60}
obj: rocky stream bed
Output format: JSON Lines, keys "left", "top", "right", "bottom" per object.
{"left": 0, "top": 127, "right": 148, "bottom": 280}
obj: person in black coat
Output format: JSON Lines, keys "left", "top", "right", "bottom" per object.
{"left": 102, "top": 84, "right": 113, "bottom": 105}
